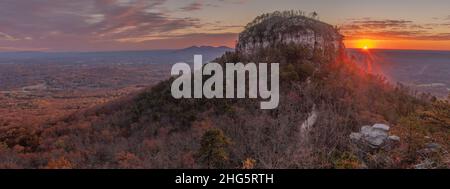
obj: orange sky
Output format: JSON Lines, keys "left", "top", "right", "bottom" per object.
{"left": 344, "top": 39, "right": 450, "bottom": 50}
{"left": 1, "top": 0, "right": 450, "bottom": 52}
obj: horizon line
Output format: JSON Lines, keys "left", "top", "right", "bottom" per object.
{"left": 0, "top": 45, "right": 236, "bottom": 54}
{"left": 2, "top": 47, "right": 450, "bottom": 54}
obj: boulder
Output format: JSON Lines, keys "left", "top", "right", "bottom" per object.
{"left": 372, "top": 124, "right": 390, "bottom": 131}
{"left": 388, "top": 135, "right": 400, "bottom": 142}
{"left": 350, "top": 123, "right": 400, "bottom": 150}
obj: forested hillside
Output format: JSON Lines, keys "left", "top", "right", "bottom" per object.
{"left": 1, "top": 11, "right": 448, "bottom": 169}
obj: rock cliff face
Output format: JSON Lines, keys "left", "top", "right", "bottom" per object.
{"left": 236, "top": 11, "right": 344, "bottom": 60}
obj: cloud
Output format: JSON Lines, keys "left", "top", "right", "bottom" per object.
{"left": 341, "top": 18, "right": 450, "bottom": 41}
{"left": 85, "top": 14, "right": 105, "bottom": 24}
{"left": 180, "top": 1, "right": 203, "bottom": 11}
{"left": 341, "top": 19, "right": 416, "bottom": 31}
{"left": 179, "top": 0, "right": 247, "bottom": 12}
{"left": 217, "top": 0, "right": 249, "bottom": 4}
{"left": 84, "top": 32, "right": 238, "bottom": 51}
{"left": 208, "top": 25, "right": 244, "bottom": 31}
{"left": 116, "top": 32, "right": 237, "bottom": 43}
{"left": 0, "top": 0, "right": 205, "bottom": 51}
{"left": 0, "top": 0, "right": 256, "bottom": 51}
{"left": 132, "top": 32, "right": 238, "bottom": 49}
{"left": 0, "top": 32, "right": 18, "bottom": 41}
{"left": 351, "top": 19, "right": 413, "bottom": 29}
{"left": 0, "top": 46, "right": 49, "bottom": 52}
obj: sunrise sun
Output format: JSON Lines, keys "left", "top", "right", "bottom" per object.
{"left": 355, "top": 39, "right": 376, "bottom": 50}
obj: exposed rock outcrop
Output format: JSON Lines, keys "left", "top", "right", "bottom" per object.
{"left": 350, "top": 123, "right": 400, "bottom": 151}
{"left": 236, "top": 11, "right": 344, "bottom": 60}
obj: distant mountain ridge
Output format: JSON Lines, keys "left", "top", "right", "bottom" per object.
{"left": 0, "top": 46, "right": 233, "bottom": 64}
{"left": 0, "top": 46, "right": 233, "bottom": 54}
{"left": 2, "top": 11, "right": 448, "bottom": 169}
{"left": 177, "top": 45, "right": 233, "bottom": 52}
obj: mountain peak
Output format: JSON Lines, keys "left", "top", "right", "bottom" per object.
{"left": 236, "top": 10, "right": 344, "bottom": 60}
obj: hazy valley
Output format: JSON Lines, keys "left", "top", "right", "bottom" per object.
{"left": 0, "top": 12, "right": 448, "bottom": 169}
{"left": 0, "top": 46, "right": 231, "bottom": 128}
{"left": 349, "top": 49, "right": 450, "bottom": 98}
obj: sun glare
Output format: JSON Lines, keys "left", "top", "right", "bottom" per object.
{"left": 356, "top": 39, "right": 375, "bottom": 50}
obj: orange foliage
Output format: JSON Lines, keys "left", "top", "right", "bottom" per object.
{"left": 46, "top": 157, "right": 73, "bottom": 169}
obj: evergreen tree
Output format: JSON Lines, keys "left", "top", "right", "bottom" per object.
{"left": 197, "top": 128, "right": 231, "bottom": 168}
